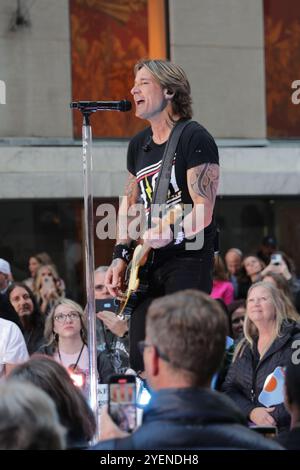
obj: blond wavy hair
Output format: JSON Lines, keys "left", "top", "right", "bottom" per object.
{"left": 234, "top": 281, "right": 295, "bottom": 360}
{"left": 44, "top": 298, "right": 87, "bottom": 348}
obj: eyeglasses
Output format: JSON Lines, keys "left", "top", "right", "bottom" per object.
{"left": 54, "top": 312, "right": 80, "bottom": 323}
{"left": 138, "top": 340, "right": 170, "bottom": 362}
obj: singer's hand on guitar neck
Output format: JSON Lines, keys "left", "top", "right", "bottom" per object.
{"left": 105, "top": 258, "right": 127, "bottom": 297}
{"left": 142, "top": 217, "right": 174, "bottom": 250}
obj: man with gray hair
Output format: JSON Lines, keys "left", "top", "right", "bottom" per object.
{"left": 93, "top": 290, "right": 281, "bottom": 450}
{"left": 225, "top": 248, "right": 243, "bottom": 298}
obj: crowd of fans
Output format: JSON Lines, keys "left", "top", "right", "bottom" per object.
{"left": 1, "top": 236, "right": 300, "bottom": 450}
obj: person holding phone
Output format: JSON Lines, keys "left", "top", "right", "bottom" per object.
{"left": 33, "top": 264, "right": 65, "bottom": 315}
{"left": 261, "top": 252, "right": 300, "bottom": 305}
{"left": 94, "top": 266, "right": 129, "bottom": 375}
{"left": 93, "top": 290, "right": 281, "bottom": 450}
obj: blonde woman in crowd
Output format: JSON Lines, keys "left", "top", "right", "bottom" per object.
{"left": 23, "top": 252, "right": 53, "bottom": 291}
{"left": 39, "top": 299, "right": 113, "bottom": 390}
{"left": 223, "top": 281, "right": 300, "bottom": 434}
{"left": 33, "top": 264, "right": 65, "bottom": 315}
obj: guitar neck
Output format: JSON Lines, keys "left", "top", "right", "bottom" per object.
{"left": 135, "top": 242, "right": 151, "bottom": 267}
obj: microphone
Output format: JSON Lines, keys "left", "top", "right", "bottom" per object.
{"left": 142, "top": 135, "right": 152, "bottom": 152}
{"left": 70, "top": 100, "right": 132, "bottom": 112}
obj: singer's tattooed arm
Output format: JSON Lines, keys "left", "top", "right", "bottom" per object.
{"left": 184, "top": 163, "right": 219, "bottom": 237}
{"left": 117, "top": 172, "right": 141, "bottom": 245}
{"left": 189, "top": 163, "right": 219, "bottom": 206}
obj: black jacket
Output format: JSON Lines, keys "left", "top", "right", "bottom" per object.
{"left": 92, "top": 387, "right": 282, "bottom": 450}
{"left": 24, "top": 319, "right": 45, "bottom": 355}
{"left": 222, "top": 320, "right": 300, "bottom": 434}
{"left": 277, "top": 426, "right": 300, "bottom": 450}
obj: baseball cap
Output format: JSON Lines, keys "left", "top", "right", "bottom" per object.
{"left": 0, "top": 258, "right": 11, "bottom": 275}
{"left": 262, "top": 236, "right": 277, "bottom": 248}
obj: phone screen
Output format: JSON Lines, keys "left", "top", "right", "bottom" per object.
{"left": 108, "top": 375, "right": 136, "bottom": 433}
{"left": 271, "top": 254, "right": 282, "bottom": 265}
{"left": 42, "top": 276, "right": 55, "bottom": 290}
{"left": 95, "top": 298, "right": 120, "bottom": 314}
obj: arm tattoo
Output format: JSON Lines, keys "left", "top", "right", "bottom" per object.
{"left": 124, "top": 173, "right": 139, "bottom": 205}
{"left": 117, "top": 173, "right": 140, "bottom": 244}
{"left": 190, "top": 163, "right": 219, "bottom": 203}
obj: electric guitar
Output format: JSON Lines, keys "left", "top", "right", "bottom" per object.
{"left": 118, "top": 204, "right": 183, "bottom": 318}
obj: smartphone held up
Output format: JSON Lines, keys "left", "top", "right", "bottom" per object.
{"left": 270, "top": 253, "right": 283, "bottom": 266}
{"left": 108, "top": 375, "right": 137, "bottom": 433}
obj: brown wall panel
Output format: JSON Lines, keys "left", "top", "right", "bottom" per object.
{"left": 70, "top": 0, "right": 149, "bottom": 138}
{"left": 264, "top": 0, "right": 300, "bottom": 137}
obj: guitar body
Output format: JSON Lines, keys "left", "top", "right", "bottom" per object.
{"left": 120, "top": 255, "right": 151, "bottom": 318}
{"left": 118, "top": 204, "right": 183, "bottom": 318}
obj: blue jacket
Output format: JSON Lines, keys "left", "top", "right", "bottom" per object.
{"left": 93, "top": 387, "right": 282, "bottom": 450}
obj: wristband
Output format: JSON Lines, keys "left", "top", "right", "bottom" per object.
{"left": 170, "top": 223, "right": 185, "bottom": 243}
{"left": 112, "top": 244, "right": 133, "bottom": 263}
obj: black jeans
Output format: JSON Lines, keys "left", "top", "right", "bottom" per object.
{"left": 129, "top": 248, "right": 214, "bottom": 372}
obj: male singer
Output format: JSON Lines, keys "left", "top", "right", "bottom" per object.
{"left": 105, "top": 59, "right": 219, "bottom": 372}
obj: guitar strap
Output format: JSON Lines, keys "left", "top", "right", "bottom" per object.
{"left": 149, "top": 119, "right": 192, "bottom": 226}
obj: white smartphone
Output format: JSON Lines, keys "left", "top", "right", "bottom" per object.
{"left": 270, "top": 254, "right": 283, "bottom": 265}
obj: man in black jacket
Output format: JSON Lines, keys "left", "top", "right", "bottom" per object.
{"left": 93, "top": 290, "right": 281, "bottom": 450}
{"left": 278, "top": 358, "right": 300, "bottom": 449}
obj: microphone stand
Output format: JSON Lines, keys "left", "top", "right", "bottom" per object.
{"left": 71, "top": 99, "right": 131, "bottom": 443}
{"left": 78, "top": 110, "right": 98, "bottom": 442}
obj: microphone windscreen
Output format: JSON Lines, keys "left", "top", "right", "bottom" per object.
{"left": 120, "top": 100, "right": 132, "bottom": 112}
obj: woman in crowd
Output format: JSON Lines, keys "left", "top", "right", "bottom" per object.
{"left": 234, "top": 254, "right": 265, "bottom": 299}
{"left": 227, "top": 299, "right": 246, "bottom": 342}
{"left": 211, "top": 255, "right": 234, "bottom": 305}
{"left": 262, "top": 272, "right": 299, "bottom": 320}
{"left": 7, "top": 282, "right": 45, "bottom": 355}
{"left": 0, "top": 380, "right": 66, "bottom": 450}
{"left": 223, "top": 281, "right": 300, "bottom": 434}
{"left": 9, "top": 356, "right": 95, "bottom": 449}
{"left": 243, "top": 255, "right": 265, "bottom": 284}
{"left": 261, "top": 251, "right": 300, "bottom": 306}
{"left": 40, "top": 298, "right": 113, "bottom": 388}
{"left": 23, "top": 252, "right": 53, "bottom": 291}
{"left": 33, "top": 264, "right": 65, "bottom": 315}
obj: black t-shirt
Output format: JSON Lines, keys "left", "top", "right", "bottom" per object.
{"left": 127, "top": 121, "right": 219, "bottom": 257}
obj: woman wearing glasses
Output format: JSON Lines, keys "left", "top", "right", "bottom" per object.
{"left": 39, "top": 299, "right": 113, "bottom": 391}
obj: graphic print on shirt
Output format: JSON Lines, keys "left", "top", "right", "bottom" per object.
{"left": 136, "top": 155, "right": 184, "bottom": 245}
